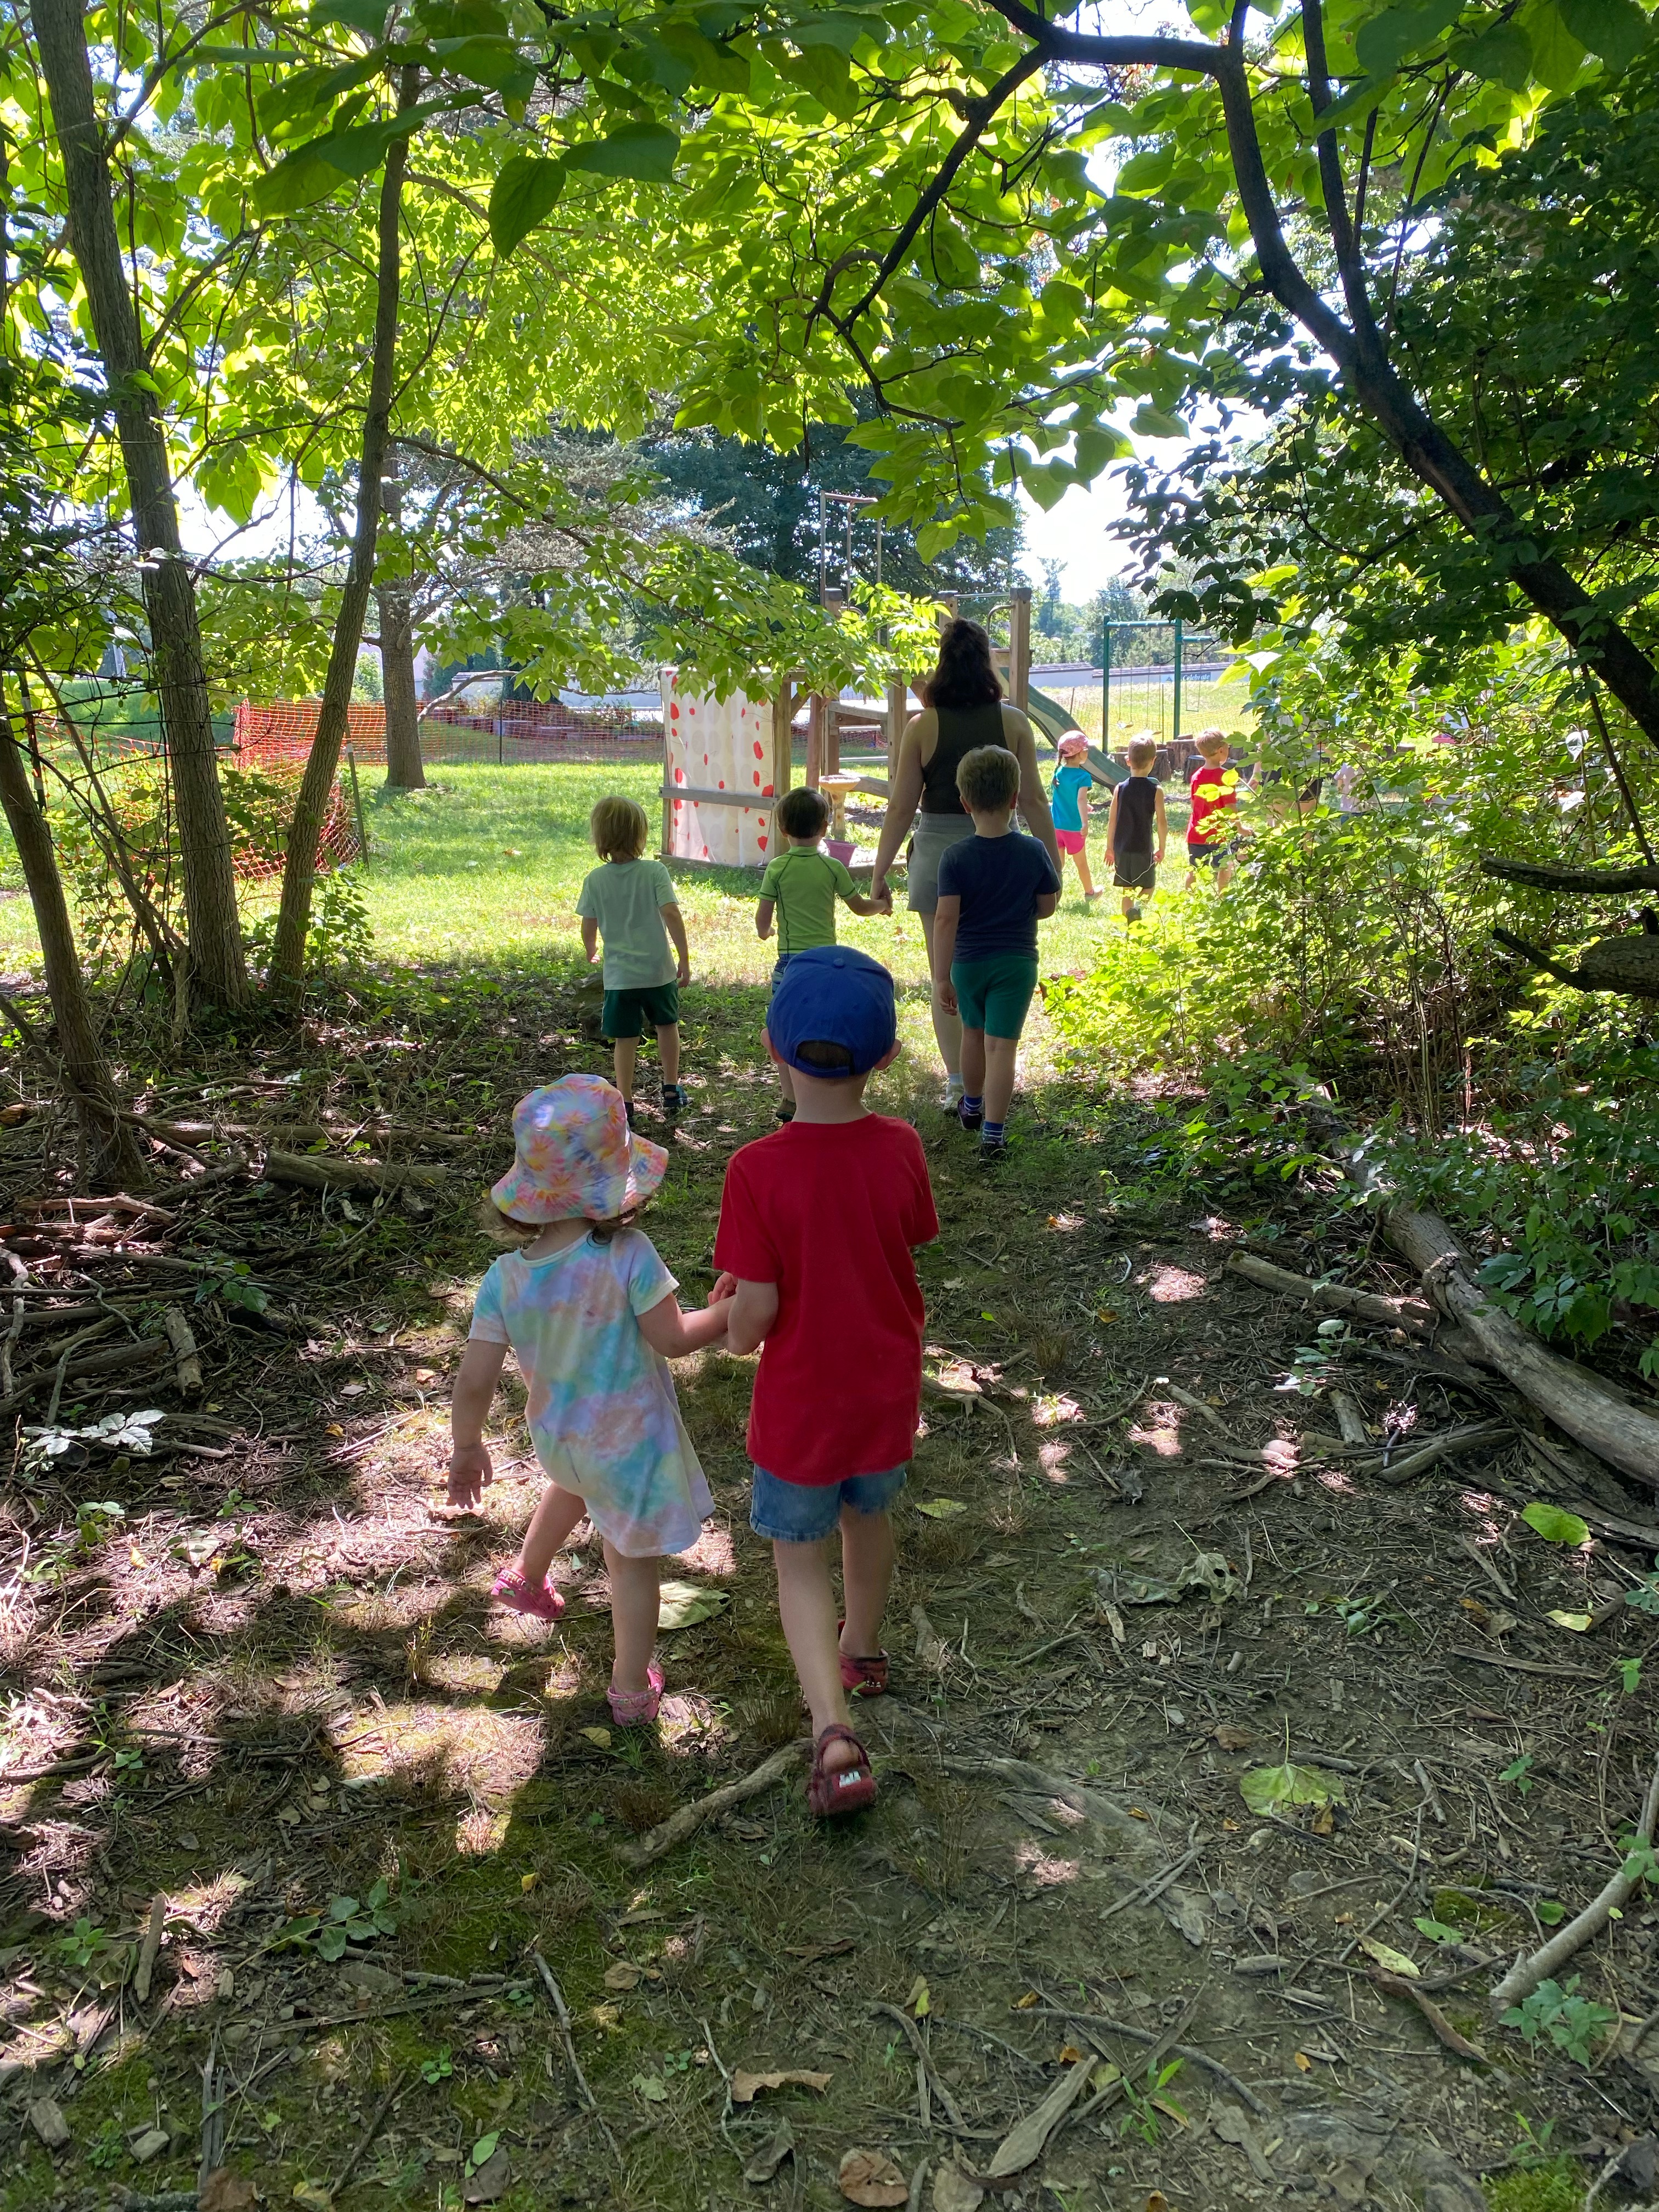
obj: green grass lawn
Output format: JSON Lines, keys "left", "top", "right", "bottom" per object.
{"left": 0, "top": 759, "right": 1244, "bottom": 1099}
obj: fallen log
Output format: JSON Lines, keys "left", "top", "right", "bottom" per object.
{"left": 1492, "top": 926, "right": 1659, "bottom": 999}
{"left": 1384, "top": 1207, "right": 1659, "bottom": 1485}
{"left": 1224, "top": 1252, "right": 1434, "bottom": 1335}
{"left": 1306, "top": 1104, "right": 1659, "bottom": 1485}
{"left": 1481, "top": 854, "right": 1659, "bottom": 895}
{"left": 263, "top": 1149, "right": 451, "bottom": 1194}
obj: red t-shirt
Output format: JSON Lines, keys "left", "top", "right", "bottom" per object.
{"left": 714, "top": 1115, "right": 939, "bottom": 1485}
{"left": 1187, "top": 756, "right": 1241, "bottom": 845}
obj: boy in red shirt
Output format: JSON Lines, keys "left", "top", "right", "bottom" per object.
{"left": 714, "top": 947, "right": 937, "bottom": 1819}
{"left": 1184, "top": 727, "right": 1244, "bottom": 890}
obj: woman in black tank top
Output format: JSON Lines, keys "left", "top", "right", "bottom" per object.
{"left": 869, "top": 619, "right": 1063, "bottom": 1108}
{"left": 920, "top": 698, "right": 1008, "bottom": 814}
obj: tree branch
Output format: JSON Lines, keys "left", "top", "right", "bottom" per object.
{"left": 821, "top": 43, "right": 1048, "bottom": 332}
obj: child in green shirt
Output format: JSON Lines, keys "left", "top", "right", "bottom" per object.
{"left": 756, "top": 787, "right": 890, "bottom": 1122}
{"left": 576, "top": 796, "right": 690, "bottom": 1121}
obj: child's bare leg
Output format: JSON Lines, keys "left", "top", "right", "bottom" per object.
{"left": 1075, "top": 848, "right": 1097, "bottom": 896}
{"left": 518, "top": 1483, "right": 587, "bottom": 1588}
{"left": 612, "top": 1035, "right": 639, "bottom": 1102}
{"left": 919, "top": 912, "right": 962, "bottom": 1081}
{"left": 772, "top": 1537, "right": 859, "bottom": 1773}
{"left": 983, "top": 1034, "right": 1019, "bottom": 1125}
{"left": 958, "top": 1024, "right": 988, "bottom": 1102}
{"left": 656, "top": 1023, "right": 681, "bottom": 1086}
{"left": 603, "top": 1541, "right": 661, "bottom": 1696}
{"left": 838, "top": 1505, "right": 895, "bottom": 1661}
{"left": 1121, "top": 890, "right": 1135, "bottom": 920}
{"left": 1217, "top": 860, "right": 1235, "bottom": 891}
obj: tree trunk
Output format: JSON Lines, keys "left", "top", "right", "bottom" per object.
{"left": 31, "top": 0, "right": 249, "bottom": 1009}
{"left": 377, "top": 468, "right": 426, "bottom": 791}
{"left": 0, "top": 707, "right": 146, "bottom": 1183}
{"left": 269, "top": 68, "right": 419, "bottom": 992}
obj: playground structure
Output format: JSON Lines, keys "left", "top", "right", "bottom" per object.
{"left": 662, "top": 585, "right": 1048, "bottom": 868}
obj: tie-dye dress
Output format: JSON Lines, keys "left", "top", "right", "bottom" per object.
{"left": 468, "top": 1229, "right": 713, "bottom": 1557}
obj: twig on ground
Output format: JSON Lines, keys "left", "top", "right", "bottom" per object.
{"left": 869, "top": 2003, "right": 997, "bottom": 2138}
{"left": 1224, "top": 1252, "right": 1434, "bottom": 1335}
{"left": 160, "top": 1307, "right": 202, "bottom": 1396}
{"left": 1490, "top": 1754, "right": 1659, "bottom": 2016}
{"left": 1374, "top": 1421, "right": 1508, "bottom": 1486}
{"left": 1455, "top": 1533, "right": 1517, "bottom": 1602}
{"left": 133, "top": 1894, "right": 166, "bottom": 2004}
{"left": 1098, "top": 1839, "right": 1205, "bottom": 1926}
{"left": 612, "top": 1740, "right": 808, "bottom": 1868}
{"left": 1367, "top": 1970, "right": 1486, "bottom": 2061}
{"left": 330, "top": 2069, "right": 406, "bottom": 2199}
{"left": 197, "top": 2034, "right": 224, "bottom": 2193}
{"left": 532, "top": 1950, "right": 621, "bottom": 2163}
{"left": 1015, "top": 2006, "right": 1268, "bottom": 2115}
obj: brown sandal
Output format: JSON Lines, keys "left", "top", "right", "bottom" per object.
{"left": 808, "top": 1723, "right": 877, "bottom": 1818}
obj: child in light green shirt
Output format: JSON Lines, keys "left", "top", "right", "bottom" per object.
{"left": 577, "top": 796, "right": 690, "bottom": 1121}
{"left": 756, "top": 787, "right": 889, "bottom": 1121}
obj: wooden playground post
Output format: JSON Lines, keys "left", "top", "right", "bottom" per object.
{"left": 769, "top": 680, "right": 795, "bottom": 814}
{"left": 1008, "top": 585, "right": 1032, "bottom": 712}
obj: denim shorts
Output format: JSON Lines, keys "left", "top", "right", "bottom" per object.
{"left": 750, "top": 1465, "right": 908, "bottom": 1543}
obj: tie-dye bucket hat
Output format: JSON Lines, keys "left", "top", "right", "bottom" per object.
{"left": 490, "top": 1076, "right": 668, "bottom": 1223}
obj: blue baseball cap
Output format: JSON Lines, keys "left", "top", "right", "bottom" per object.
{"left": 766, "top": 945, "right": 897, "bottom": 1077}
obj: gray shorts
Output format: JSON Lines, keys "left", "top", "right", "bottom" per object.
{"left": 906, "top": 812, "right": 975, "bottom": 915}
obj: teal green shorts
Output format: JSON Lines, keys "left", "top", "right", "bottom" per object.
{"left": 602, "top": 982, "right": 680, "bottom": 1039}
{"left": 950, "top": 953, "right": 1039, "bottom": 1040}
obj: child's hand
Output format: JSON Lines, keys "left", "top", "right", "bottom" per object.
{"left": 709, "top": 1271, "right": 739, "bottom": 1305}
{"left": 936, "top": 978, "right": 958, "bottom": 1016}
{"left": 448, "top": 1441, "right": 493, "bottom": 1509}
{"left": 1105, "top": 848, "right": 1114, "bottom": 866}
{"left": 872, "top": 887, "right": 893, "bottom": 914}
{"left": 676, "top": 953, "right": 691, "bottom": 986}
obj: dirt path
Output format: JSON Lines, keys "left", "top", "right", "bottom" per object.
{"left": 1, "top": 966, "right": 1656, "bottom": 2212}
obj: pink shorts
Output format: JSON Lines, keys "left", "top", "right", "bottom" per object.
{"left": 1055, "top": 828, "right": 1087, "bottom": 855}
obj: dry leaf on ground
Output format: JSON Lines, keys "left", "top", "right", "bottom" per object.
{"left": 732, "top": 2068, "right": 832, "bottom": 2104}
{"left": 838, "top": 2148, "right": 910, "bottom": 2207}
{"left": 986, "top": 2056, "right": 1100, "bottom": 2177}
{"left": 464, "top": 2146, "right": 512, "bottom": 2203}
{"left": 1359, "top": 1937, "right": 1419, "bottom": 1978}
{"left": 743, "top": 2124, "right": 796, "bottom": 2182}
{"left": 933, "top": 2163, "right": 985, "bottom": 2212}
{"left": 200, "top": 2172, "right": 258, "bottom": 2212}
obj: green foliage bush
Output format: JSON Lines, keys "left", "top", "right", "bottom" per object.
{"left": 1046, "top": 638, "right": 1659, "bottom": 1383}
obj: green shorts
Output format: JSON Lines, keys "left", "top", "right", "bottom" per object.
{"left": 602, "top": 982, "right": 680, "bottom": 1039}
{"left": 950, "top": 952, "right": 1039, "bottom": 1040}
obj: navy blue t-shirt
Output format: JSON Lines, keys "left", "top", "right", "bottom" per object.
{"left": 936, "top": 832, "right": 1060, "bottom": 961}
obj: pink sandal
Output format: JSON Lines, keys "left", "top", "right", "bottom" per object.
{"left": 837, "top": 1621, "right": 889, "bottom": 1699}
{"left": 490, "top": 1566, "right": 564, "bottom": 1621}
{"left": 808, "top": 1723, "right": 877, "bottom": 1819}
{"left": 607, "top": 1664, "right": 664, "bottom": 1727}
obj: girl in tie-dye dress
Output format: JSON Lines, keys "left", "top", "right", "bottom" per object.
{"left": 448, "top": 1076, "right": 733, "bottom": 1724}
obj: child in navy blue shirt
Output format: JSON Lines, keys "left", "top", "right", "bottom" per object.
{"left": 932, "top": 746, "right": 1060, "bottom": 1159}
